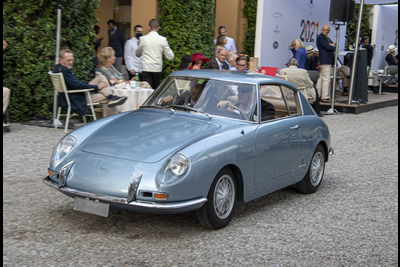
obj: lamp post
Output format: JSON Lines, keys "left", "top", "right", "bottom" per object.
{"left": 348, "top": 0, "right": 365, "bottom": 105}
{"left": 53, "top": 0, "right": 64, "bottom": 126}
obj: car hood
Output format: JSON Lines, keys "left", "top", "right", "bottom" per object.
{"left": 81, "top": 110, "right": 220, "bottom": 163}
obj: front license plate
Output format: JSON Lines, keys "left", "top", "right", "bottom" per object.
{"left": 73, "top": 197, "right": 109, "bottom": 217}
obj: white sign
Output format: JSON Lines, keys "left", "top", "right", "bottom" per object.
{"left": 255, "top": 0, "right": 347, "bottom": 70}
{"left": 371, "top": 4, "right": 398, "bottom": 70}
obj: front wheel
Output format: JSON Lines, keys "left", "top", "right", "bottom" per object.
{"left": 296, "top": 145, "right": 325, "bottom": 194}
{"left": 196, "top": 167, "right": 236, "bottom": 230}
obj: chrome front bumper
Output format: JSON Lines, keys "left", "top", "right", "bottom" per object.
{"left": 43, "top": 177, "right": 207, "bottom": 213}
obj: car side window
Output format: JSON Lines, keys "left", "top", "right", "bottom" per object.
{"left": 260, "top": 85, "right": 285, "bottom": 119}
{"left": 280, "top": 86, "right": 302, "bottom": 116}
{"left": 259, "top": 84, "right": 301, "bottom": 120}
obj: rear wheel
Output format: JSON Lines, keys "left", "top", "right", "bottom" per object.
{"left": 296, "top": 145, "right": 325, "bottom": 194}
{"left": 196, "top": 167, "right": 236, "bottom": 230}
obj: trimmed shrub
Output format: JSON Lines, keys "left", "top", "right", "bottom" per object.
{"left": 157, "top": 0, "right": 215, "bottom": 79}
{"left": 3, "top": 0, "right": 100, "bottom": 122}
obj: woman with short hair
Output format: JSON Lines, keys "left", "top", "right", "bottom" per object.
{"left": 291, "top": 38, "right": 307, "bottom": 69}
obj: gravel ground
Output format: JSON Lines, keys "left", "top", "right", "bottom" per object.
{"left": 3, "top": 106, "right": 398, "bottom": 266}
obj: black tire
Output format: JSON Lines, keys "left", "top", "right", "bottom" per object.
{"left": 196, "top": 167, "right": 237, "bottom": 230}
{"left": 296, "top": 145, "right": 325, "bottom": 194}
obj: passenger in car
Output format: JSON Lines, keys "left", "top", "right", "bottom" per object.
{"left": 160, "top": 83, "right": 204, "bottom": 107}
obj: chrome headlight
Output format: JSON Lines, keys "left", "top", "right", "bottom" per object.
{"left": 51, "top": 135, "right": 77, "bottom": 162}
{"left": 168, "top": 153, "right": 189, "bottom": 176}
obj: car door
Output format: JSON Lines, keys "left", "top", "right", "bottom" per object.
{"left": 254, "top": 84, "right": 302, "bottom": 192}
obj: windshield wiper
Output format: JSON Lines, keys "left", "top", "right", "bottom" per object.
{"left": 168, "top": 104, "right": 212, "bottom": 120}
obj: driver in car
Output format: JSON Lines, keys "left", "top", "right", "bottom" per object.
{"left": 216, "top": 84, "right": 256, "bottom": 119}
{"left": 216, "top": 84, "right": 275, "bottom": 121}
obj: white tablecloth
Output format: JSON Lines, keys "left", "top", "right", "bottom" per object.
{"left": 111, "top": 87, "right": 154, "bottom": 113}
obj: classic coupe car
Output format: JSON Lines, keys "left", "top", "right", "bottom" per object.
{"left": 44, "top": 70, "right": 333, "bottom": 229}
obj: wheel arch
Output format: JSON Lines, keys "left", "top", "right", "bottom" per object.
{"left": 317, "top": 141, "right": 329, "bottom": 162}
{"left": 224, "top": 164, "right": 244, "bottom": 202}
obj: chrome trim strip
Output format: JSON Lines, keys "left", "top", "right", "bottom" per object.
{"left": 43, "top": 177, "right": 207, "bottom": 210}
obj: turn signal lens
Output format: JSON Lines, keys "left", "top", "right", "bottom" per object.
{"left": 154, "top": 193, "right": 167, "bottom": 200}
{"left": 48, "top": 169, "right": 53, "bottom": 177}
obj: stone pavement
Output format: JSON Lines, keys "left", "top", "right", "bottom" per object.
{"left": 3, "top": 106, "right": 398, "bottom": 266}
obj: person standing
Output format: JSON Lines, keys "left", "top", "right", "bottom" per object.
{"left": 124, "top": 25, "right": 143, "bottom": 80}
{"left": 136, "top": 19, "right": 174, "bottom": 89}
{"left": 213, "top": 26, "right": 237, "bottom": 54}
{"left": 107, "top": 19, "right": 126, "bottom": 73}
{"left": 316, "top": 25, "right": 335, "bottom": 103}
{"left": 207, "top": 48, "right": 230, "bottom": 70}
{"left": 360, "top": 36, "right": 376, "bottom": 67}
{"left": 291, "top": 38, "right": 307, "bottom": 69}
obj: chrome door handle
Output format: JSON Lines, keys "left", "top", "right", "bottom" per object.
{"left": 290, "top": 125, "right": 300, "bottom": 130}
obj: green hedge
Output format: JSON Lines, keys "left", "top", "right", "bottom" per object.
{"left": 243, "top": 0, "right": 257, "bottom": 57}
{"left": 346, "top": 4, "right": 372, "bottom": 48}
{"left": 3, "top": 0, "right": 100, "bottom": 122}
{"left": 157, "top": 0, "right": 215, "bottom": 79}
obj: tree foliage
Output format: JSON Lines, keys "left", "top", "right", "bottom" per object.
{"left": 157, "top": 0, "right": 215, "bottom": 80}
{"left": 346, "top": 4, "right": 373, "bottom": 48}
{"left": 242, "top": 0, "right": 257, "bottom": 57}
{"left": 3, "top": 0, "right": 100, "bottom": 122}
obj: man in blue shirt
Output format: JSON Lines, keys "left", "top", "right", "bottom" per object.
{"left": 316, "top": 25, "right": 335, "bottom": 103}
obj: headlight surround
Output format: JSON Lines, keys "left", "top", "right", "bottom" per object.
{"left": 51, "top": 135, "right": 77, "bottom": 162}
{"left": 168, "top": 153, "right": 189, "bottom": 176}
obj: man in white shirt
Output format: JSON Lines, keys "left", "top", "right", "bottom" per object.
{"left": 136, "top": 19, "right": 174, "bottom": 89}
{"left": 124, "top": 25, "right": 143, "bottom": 80}
{"left": 213, "top": 26, "right": 237, "bottom": 54}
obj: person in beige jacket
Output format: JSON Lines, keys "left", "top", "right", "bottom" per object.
{"left": 136, "top": 19, "right": 174, "bottom": 89}
{"left": 280, "top": 58, "right": 322, "bottom": 116}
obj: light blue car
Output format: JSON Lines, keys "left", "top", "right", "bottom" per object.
{"left": 44, "top": 70, "right": 333, "bottom": 229}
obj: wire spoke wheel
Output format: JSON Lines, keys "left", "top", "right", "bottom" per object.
{"left": 214, "top": 175, "right": 235, "bottom": 219}
{"left": 310, "top": 152, "right": 324, "bottom": 186}
{"left": 196, "top": 167, "right": 236, "bottom": 229}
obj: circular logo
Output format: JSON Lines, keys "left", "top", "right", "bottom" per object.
{"left": 273, "top": 41, "right": 279, "bottom": 49}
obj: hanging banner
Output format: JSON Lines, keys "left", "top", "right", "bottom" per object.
{"left": 371, "top": 4, "right": 398, "bottom": 70}
{"left": 255, "top": 0, "right": 347, "bottom": 70}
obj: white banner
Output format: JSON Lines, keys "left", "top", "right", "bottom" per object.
{"left": 255, "top": 0, "right": 347, "bottom": 70}
{"left": 371, "top": 4, "right": 398, "bottom": 70}
{"left": 355, "top": 0, "right": 396, "bottom": 4}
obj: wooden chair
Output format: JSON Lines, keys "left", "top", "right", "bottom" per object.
{"left": 49, "top": 71, "right": 98, "bottom": 132}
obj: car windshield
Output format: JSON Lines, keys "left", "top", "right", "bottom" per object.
{"left": 145, "top": 77, "right": 257, "bottom": 121}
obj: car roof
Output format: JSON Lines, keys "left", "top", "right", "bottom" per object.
{"left": 169, "top": 70, "right": 294, "bottom": 87}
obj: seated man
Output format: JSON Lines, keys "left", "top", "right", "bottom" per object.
{"left": 3, "top": 87, "right": 11, "bottom": 115}
{"left": 54, "top": 49, "right": 127, "bottom": 116}
{"left": 280, "top": 58, "right": 322, "bottom": 116}
{"left": 160, "top": 82, "right": 203, "bottom": 107}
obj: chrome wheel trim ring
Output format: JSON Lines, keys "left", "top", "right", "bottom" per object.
{"left": 213, "top": 174, "right": 235, "bottom": 220}
{"left": 310, "top": 151, "right": 325, "bottom": 186}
